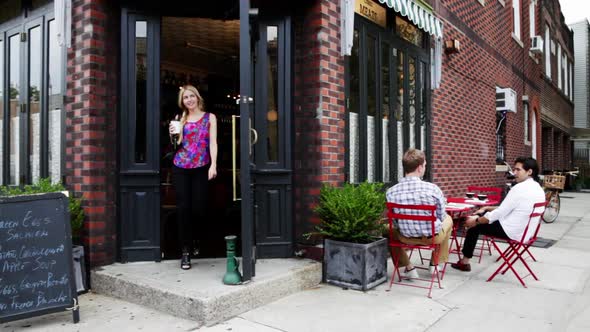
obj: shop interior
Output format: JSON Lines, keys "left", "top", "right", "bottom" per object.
{"left": 159, "top": 15, "right": 241, "bottom": 259}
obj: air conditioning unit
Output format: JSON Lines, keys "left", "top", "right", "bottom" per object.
{"left": 496, "top": 87, "right": 517, "bottom": 113}
{"left": 530, "top": 36, "right": 543, "bottom": 54}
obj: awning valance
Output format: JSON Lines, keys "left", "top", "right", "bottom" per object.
{"left": 378, "top": 0, "right": 443, "bottom": 39}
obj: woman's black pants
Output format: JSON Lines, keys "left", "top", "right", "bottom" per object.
{"left": 173, "top": 164, "right": 208, "bottom": 252}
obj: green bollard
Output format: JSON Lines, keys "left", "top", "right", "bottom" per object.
{"left": 223, "top": 235, "right": 242, "bottom": 285}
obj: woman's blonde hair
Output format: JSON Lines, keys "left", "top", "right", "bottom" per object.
{"left": 176, "top": 84, "right": 205, "bottom": 144}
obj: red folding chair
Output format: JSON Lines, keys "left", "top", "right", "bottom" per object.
{"left": 467, "top": 186, "right": 503, "bottom": 263}
{"left": 486, "top": 201, "right": 546, "bottom": 288}
{"left": 386, "top": 202, "right": 442, "bottom": 298}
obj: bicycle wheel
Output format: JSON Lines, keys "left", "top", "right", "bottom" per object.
{"left": 542, "top": 191, "right": 560, "bottom": 223}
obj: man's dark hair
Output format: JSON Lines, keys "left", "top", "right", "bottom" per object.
{"left": 514, "top": 157, "right": 540, "bottom": 182}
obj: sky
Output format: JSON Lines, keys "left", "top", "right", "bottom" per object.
{"left": 559, "top": 0, "right": 590, "bottom": 25}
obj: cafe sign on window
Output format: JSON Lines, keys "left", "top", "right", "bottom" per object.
{"left": 355, "top": 0, "right": 387, "bottom": 28}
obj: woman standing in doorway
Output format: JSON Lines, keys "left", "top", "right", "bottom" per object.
{"left": 169, "top": 85, "right": 218, "bottom": 270}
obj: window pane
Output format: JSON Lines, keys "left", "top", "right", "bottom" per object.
{"left": 420, "top": 61, "right": 426, "bottom": 150}
{"left": 135, "top": 21, "right": 147, "bottom": 163}
{"left": 48, "top": 19, "right": 63, "bottom": 183}
{"left": 9, "top": 34, "right": 20, "bottom": 185}
{"left": 349, "top": 30, "right": 360, "bottom": 183}
{"left": 382, "top": 43, "right": 390, "bottom": 183}
{"left": 409, "top": 57, "right": 416, "bottom": 149}
{"left": 266, "top": 26, "right": 279, "bottom": 162}
{"left": 0, "top": 0, "right": 21, "bottom": 22}
{"left": 396, "top": 16, "right": 423, "bottom": 47}
{"left": 32, "top": 0, "right": 52, "bottom": 9}
{"left": 0, "top": 39, "right": 3, "bottom": 185}
{"left": 396, "top": 49, "right": 404, "bottom": 180}
{"left": 367, "top": 34, "right": 376, "bottom": 183}
{"left": 29, "top": 25, "right": 42, "bottom": 183}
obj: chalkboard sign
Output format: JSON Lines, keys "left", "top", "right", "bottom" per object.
{"left": 0, "top": 192, "right": 80, "bottom": 324}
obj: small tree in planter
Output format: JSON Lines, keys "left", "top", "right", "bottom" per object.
{"left": 314, "top": 182, "right": 387, "bottom": 291}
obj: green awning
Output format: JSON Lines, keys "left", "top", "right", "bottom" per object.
{"left": 378, "top": 0, "right": 443, "bottom": 39}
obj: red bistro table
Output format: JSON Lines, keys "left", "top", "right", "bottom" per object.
{"left": 445, "top": 197, "right": 500, "bottom": 260}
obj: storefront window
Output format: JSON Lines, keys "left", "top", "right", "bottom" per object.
{"left": 29, "top": 25, "right": 42, "bottom": 183}
{"left": 266, "top": 25, "right": 279, "bottom": 162}
{"left": 382, "top": 43, "right": 391, "bottom": 183}
{"left": 1, "top": 9, "right": 65, "bottom": 186}
{"left": 396, "top": 49, "right": 404, "bottom": 181}
{"left": 349, "top": 29, "right": 360, "bottom": 183}
{"left": 396, "top": 16, "right": 424, "bottom": 47}
{"left": 9, "top": 33, "right": 21, "bottom": 185}
{"left": 48, "top": 19, "right": 63, "bottom": 183}
{"left": 135, "top": 21, "right": 147, "bottom": 163}
{"left": 348, "top": 17, "right": 431, "bottom": 184}
{"left": 408, "top": 57, "right": 416, "bottom": 148}
{"left": 0, "top": 39, "right": 3, "bottom": 185}
{"left": 367, "top": 34, "right": 377, "bottom": 182}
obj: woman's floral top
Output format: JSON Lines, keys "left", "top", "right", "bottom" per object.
{"left": 173, "top": 113, "right": 210, "bottom": 169}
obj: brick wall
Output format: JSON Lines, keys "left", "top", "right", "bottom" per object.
{"left": 431, "top": 0, "right": 542, "bottom": 197}
{"left": 66, "top": 0, "right": 118, "bottom": 267}
{"left": 293, "top": 0, "right": 346, "bottom": 242}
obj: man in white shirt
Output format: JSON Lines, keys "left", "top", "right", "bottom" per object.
{"left": 451, "top": 157, "right": 545, "bottom": 272}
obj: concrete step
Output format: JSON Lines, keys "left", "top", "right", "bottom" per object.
{"left": 90, "top": 258, "right": 321, "bottom": 327}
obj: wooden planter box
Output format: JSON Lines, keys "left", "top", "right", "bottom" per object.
{"left": 323, "top": 237, "right": 388, "bottom": 291}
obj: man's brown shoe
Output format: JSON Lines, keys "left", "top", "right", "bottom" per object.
{"left": 450, "top": 261, "right": 471, "bottom": 272}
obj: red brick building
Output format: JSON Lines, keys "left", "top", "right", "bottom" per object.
{"left": 0, "top": 0, "right": 572, "bottom": 279}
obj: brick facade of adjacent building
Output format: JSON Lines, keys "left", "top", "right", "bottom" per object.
{"left": 292, "top": 0, "right": 346, "bottom": 241}
{"left": 429, "top": 0, "right": 542, "bottom": 196}
{"left": 539, "top": 0, "right": 574, "bottom": 172}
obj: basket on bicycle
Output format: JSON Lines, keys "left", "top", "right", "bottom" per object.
{"left": 543, "top": 175, "right": 565, "bottom": 190}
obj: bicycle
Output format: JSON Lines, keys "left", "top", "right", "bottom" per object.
{"left": 541, "top": 170, "right": 578, "bottom": 223}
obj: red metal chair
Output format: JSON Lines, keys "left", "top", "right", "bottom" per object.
{"left": 467, "top": 186, "right": 503, "bottom": 263}
{"left": 486, "top": 201, "right": 546, "bottom": 287}
{"left": 386, "top": 202, "right": 442, "bottom": 298}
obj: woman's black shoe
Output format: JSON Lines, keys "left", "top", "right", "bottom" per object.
{"left": 180, "top": 252, "right": 191, "bottom": 270}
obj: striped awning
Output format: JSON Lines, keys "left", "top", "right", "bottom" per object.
{"left": 378, "top": 0, "right": 443, "bottom": 39}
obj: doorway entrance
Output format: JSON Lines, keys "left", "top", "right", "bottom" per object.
{"left": 159, "top": 16, "right": 241, "bottom": 259}
{"left": 118, "top": 0, "right": 294, "bottom": 281}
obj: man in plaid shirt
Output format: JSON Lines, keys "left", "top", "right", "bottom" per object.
{"left": 386, "top": 148, "right": 453, "bottom": 278}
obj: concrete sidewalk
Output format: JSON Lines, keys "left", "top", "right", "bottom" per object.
{"left": 4, "top": 192, "right": 590, "bottom": 332}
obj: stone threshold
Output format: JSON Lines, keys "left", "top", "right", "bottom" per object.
{"left": 91, "top": 258, "right": 321, "bottom": 327}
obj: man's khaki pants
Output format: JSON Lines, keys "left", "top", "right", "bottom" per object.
{"left": 390, "top": 215, "right": 453, "bottom": 267}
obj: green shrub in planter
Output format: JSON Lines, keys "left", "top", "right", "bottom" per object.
{"left": 0, "top": 178, "right": 85, "bottom": 243}
{"left": 314, "top": 182, "right": 385, "bottom": 243}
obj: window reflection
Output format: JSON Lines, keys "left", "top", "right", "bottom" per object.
{"left": 29, "top": 25, "right": 42, "bottom": 183}
{"left": 396, "top": 16, "right": 424, "bottom": 47}
{"left": 349, "top": 29, "right": 360, "bottom": 183}
{"left": 367, "top": 34, "right": 376, "bottom": 182}
{"left": 0, "top": 39, "right": 3, "bottom": 184}
{"left": 135, "top": 21, "right": 147, "bottom": 163}
{"left": 382, "top": 43, "right": 390, "bottom": 183}
{"left": 266, "top": 26, "right": 279, "bottom": 162}
{"left": 409, "top": 57, "right": 416, "bottom": 148}
{"left": 48, "top": 19, "right": 63, "bottom": 183}
{"left": 396, "top": 49, "right": 404, "bottom": 181}
{"left": 420, "top": 61, "right": 427, "bottom": 150}
{"left": 9, "top": 34, "right": 20, "bottom": 185}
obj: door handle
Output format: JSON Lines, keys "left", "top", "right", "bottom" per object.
{"left": 250, "top": 127, "right": 258, "bottom": 145}
{"left": 232, "top": 115, "right": 241, "bottom": 201}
